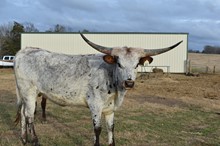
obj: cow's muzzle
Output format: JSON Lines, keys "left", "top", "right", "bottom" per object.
{"left": 123, "top": 80, "right": 135, "bottom": 89}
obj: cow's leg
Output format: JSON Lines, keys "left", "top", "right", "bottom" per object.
{"left": 16, "top": 85, "right": 28, "bottom": 144}
{"left": 26, "top": 117, "right": 38, "bottom": 146}
{"left": 105, "top": 112, "right": 115, "bottom": 146}
{"left": 91, "top": 111, "right": 102, "bottom": 146}
{"left": 20, "top": 104, "right": 28, "bottom": 145}
{"left": 25, "top": 98, "right": 39, "bottom": 146}
{"left": 41, "top": 96, "right": 47, "bottom": 122}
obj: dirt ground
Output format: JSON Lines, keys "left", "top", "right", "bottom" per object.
{"left": 133, "top": 72, "right": 220, "bottom": 112}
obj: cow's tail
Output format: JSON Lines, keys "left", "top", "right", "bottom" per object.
{"left": 14, "top": 83, "right": 22, "bottom": 126}
{"left": 14, "top": 102, "right": 22, "bottom": 126}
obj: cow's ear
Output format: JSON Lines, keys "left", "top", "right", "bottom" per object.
{"left": 139, "top": 56, "right": 153, "bottom": 65}
{"left": 103, "top": 55, "right": 116, "bottom": 64}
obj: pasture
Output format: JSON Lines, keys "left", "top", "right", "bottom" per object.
{"left": 188, "top": 53, "right": 220, "bottom": 73}
{"left": 0, "top": 53, "right": 220, "bottom": 146}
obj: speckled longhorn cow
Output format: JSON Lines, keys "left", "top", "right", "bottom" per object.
{"left": 14, "top": 33, "right": 182, "bottom": 146}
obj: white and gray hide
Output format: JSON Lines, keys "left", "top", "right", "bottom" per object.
{"left": 14, "top": 33, "right": 182, "bottom": 146}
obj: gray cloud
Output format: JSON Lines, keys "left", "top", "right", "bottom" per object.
{"left": 0, "top": 0, "right": 220, "bottom": 50}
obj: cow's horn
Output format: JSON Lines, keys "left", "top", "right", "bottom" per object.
{"left": 143, "top": 40, "right": 183, "bottom": 56}
{"left": 80, "top": 33, "right": 113, "bottom": 55}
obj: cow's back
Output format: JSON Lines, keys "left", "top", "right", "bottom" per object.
{"left": 14, "top": 47, "right": 109, "bottom": 106}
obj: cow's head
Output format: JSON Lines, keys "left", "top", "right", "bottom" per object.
{"left": 80, "top": 33, "right": 182, "bottom": 90}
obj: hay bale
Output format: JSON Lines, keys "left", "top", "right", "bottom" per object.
{"left": 152, "top": 68, "right": 164, "bottom": 73}
{"left": 152, "top": 68, "right": 164, "bottom": 78}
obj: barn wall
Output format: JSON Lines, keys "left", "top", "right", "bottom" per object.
{"left": 21, "top": 32, "right": 188, "bottom": 73}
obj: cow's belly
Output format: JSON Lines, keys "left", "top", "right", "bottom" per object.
{"left": 38, "top": 79, "right": 89, "bottom": 106}
{"left": 42, "top": 92, "right": 88, "bottom": 107}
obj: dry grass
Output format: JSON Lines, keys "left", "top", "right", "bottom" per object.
{"left": 188, "top": 53, "right": 220, "bottom": 73}
{"left": 0, "top": 53, "right": 220, "bottom": 146}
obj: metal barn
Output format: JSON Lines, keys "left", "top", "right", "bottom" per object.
{"left": 21, "top": 32, "right": 188, "bottom": 73}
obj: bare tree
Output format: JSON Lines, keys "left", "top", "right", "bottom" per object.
{"left": 0, "top": 22, "right": 13, "bottom": 55}
{"left": 46, "top": 24, "right": 67, "bottom": 32}
{"left": 0, "top": 22, "right": 13, "bottom": 37}
{"left": 0, "top": 21, "right": 24, "bottom": 56}
{"left": 23, "top": 22, "right": 39, "bottom": 32}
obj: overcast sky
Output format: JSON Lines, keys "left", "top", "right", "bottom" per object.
{"left": 1, "top": 0, "right": 220, "bottom": 51}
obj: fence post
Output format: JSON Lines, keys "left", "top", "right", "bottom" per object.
{"left": 213, "top": 66, "right": 216, "bottom": 74}
{"left": 186, "top": 60, "right": 191, "bottom": 74}
{"left": 189, "top": 60, "right": 192, "bottom": 73}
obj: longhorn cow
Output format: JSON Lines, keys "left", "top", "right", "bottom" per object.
{"left": 14, "top": 33, "right": 182, "bottom": 146}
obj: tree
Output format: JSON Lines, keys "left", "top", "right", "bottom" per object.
{"left": 0, "top": 22, "right": 13, "bottom": 56}
{"left": 1, "top": 21, "right": 24, "bottom": 56}
{"left": 188, "top": 49, "right": 200, "bottom": 53}
{"left": 24, "top": 22, "right": 39, "bottom": 32}
{"left": 202, "top": 45, "right": 220, "bottom": 54}
{"left": 54, "top": 24, "right": 66, "bottom": 32}
{"left": 0, "top": 22, "right": 13, "bottom": 39}
{"left": 0, "top": 21, "right": 40, "bottom": 56}
{"left": 82, "top": 29, "right": 90, "bottom": 33}
{"left": 46, "top": 24, "right": 66, "bottom": 32}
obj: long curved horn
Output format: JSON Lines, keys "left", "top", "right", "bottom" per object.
{"left": 80, "top": 33, "right": 113, "bottom": 55}
{"left": 143, "top": 40, "right": 183, "bottom": 56}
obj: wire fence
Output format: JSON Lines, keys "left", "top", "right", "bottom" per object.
{"left": 191, "top": 65, "right": 217, "bottom": 74}
{"left": 186, "top": 60, "right": 220, "bottom": 74}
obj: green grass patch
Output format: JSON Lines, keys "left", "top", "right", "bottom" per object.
{"left": 114, "top": 106, "right": 220, "bottom": 146}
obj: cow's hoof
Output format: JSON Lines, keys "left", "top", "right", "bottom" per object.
{"left": 20, "top": 137, "right": 27, "bottom": 145}
{"left": 32, "top": 140, "right": 40, "bottom": 146}
{"left": 94, "top": 143, "right": 100, "bottom": 146}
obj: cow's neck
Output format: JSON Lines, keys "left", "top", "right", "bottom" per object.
{"left": 114, "top": 88, "right": 127, "bottom": 109}
{"left": 112, "top": 65, "right": 128, "bottom": 109}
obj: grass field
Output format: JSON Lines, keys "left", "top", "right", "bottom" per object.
{"left": 0, "top": 53, "right": 220, "bottom": 146}
{"left": 188, "top": 53, "right": 220, "bottom": 73}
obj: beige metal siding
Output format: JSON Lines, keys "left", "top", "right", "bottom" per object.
{"left": 21, "top": 33, "right": 188, "bottom": 73}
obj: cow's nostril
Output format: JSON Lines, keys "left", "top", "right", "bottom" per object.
{"left": 124, "top": 80, "right": 134, "bottom": 89}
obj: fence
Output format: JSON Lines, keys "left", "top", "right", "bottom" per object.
{"left": 186, "top": 60, "right": 219, "bottom": 74}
